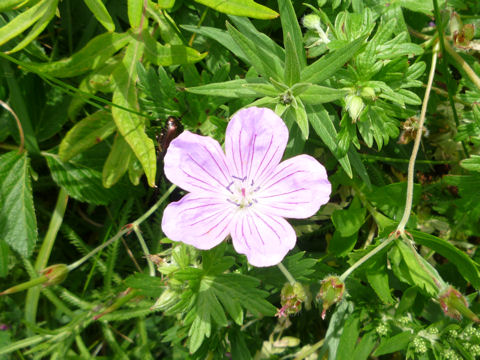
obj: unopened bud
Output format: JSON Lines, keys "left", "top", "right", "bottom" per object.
{"left": 276, "top": 282, "right": 309, "bottom": 318}
{"left": 302, "top": 14, "right": 322, "bottom": 31}
{"left": 438, "top": 286, "right": 480, "bottom": 322}
{"left": 317, "top": 275, "right": 344, "bottom": 319}
{"left": 42, "top": 264, "right": 69, "bottom": 286}
{"left": 345, "top": 94, "right": 364, "bottom": 122}
{"left": 360, "top": 86, "right": 376, "bottom": 100}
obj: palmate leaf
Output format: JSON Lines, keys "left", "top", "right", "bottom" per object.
{"left": 188, "top": 273, "right": 276, "bottom": 353}
{"left": 0, "top": 151, "right": 37, "bottom": 257}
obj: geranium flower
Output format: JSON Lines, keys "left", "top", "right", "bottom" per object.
{"left": 161, "top": 107, "right": 331, "bottom": 267}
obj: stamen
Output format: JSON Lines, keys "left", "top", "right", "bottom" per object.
{"left": 226, "top": 181, "right": 234, "bottom": 193}
{"left": 227, "top": 199, "right": 240, "bottom": 207}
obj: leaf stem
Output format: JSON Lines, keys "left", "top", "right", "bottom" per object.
{"left": 339, "top": 234, "right": 395, "bottom": 282}
{"left": 25, "top": 188, "right": 69, "bottom": 328}
{"left": 133, "top": 226, "right": 155, "bottom": 276}
{"left": 277, "top": 262, "right": 296, "bottom": 285}
{"left": 397, "top": 43, "right": 439, "bottom": 232}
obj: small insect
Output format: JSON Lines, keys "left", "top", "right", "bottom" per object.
{"left": 156, "top": 116, "right": 184, "bottom": 159}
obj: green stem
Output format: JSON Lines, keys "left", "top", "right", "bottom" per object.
{"left": 339, "top": 235, "right": 395, "bottom": 282}
{"left": 359, "top": 153, "right": 457, "bottom": 165}
{"left": 277, "top": 262, "right": 296, "bottom": 285}
{"left": 397, "top": 43, "right": 438, "bottom": 232}
{"left": 25, "top": 188, "right": 68, "bottom": 328}
{"left": 134, "top": 227, "right": 155, "bottom": 276}
{"left": 68, "top": 184, "right": 176, "bottom": 272}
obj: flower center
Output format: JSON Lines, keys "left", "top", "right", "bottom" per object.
{"left": 226, "top": 175, "right": 260, "bottom": 209}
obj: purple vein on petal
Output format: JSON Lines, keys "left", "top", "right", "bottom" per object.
{"left": 187, "top": 154, "right": 227, "bottom": 188}
{"left": 250, "top": 136, "right": 273, "bottom": 181}
{"left": 248, "top": 212, "right": 265, "bottom": 246}
{"left": 258, "top": 188, "right": 308, "bottom": 199}
{"left": 238, "top": 129, "right": 244, "bottom": 178}
{"left": 239, "top": 217, "right": 251, "bottom": 251}
{"left": 255, "top": 212, "right": 281, "bottom": 242}
{"left": 189, "top": 207, "right": 230, "bottom": 227}
{"left": 229, "top": 137, "right": 240, "bottom": 178}
{"left": 178, "top": 201, "right": 228, "bottom": 216}
{"left": 262, "top": 169, "right": 307, "bottom": 190}
{"left": 181, "top": 170, "right": 218, "bottom": 192}
{"left": 203, "top": 145, "right": 231, "bottom": 184}
{"left": 200, "top": 212, "right": 231, "bottom": 236}
{"left": 247, "top": 134, "right": 257, "bottom": 180}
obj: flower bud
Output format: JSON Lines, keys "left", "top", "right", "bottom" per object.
{"left": 345, "top": 94, "right": 364, "bottom": 122}
{"left": 360, "top": 86, "right": 376, "bottom": 100}
{"left": 438, "top": 286, "right": 480, "bottom": 323}
{"left": 317, "top": 275, "right": 344, "bottom": 319}
{"left": 450, "top": 12, "right": 463, "bottom": 38}
{"left": 42, "top": 264, "right": 69, "bottom": 286}
{"left": 302, "top": 14, "right": 322, "bottom": 31}
{"left": 276, "top": 282, "right": 309, "bottom": 317}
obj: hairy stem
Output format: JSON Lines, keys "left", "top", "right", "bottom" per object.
{"left": 277, "top": 262, "right": 296, "bottom": 285}
{"left": 397, "top": 43, "right": 439, "bottom": 232}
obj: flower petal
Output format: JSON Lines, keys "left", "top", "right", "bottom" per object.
{"left": 164, "top": 131, "right": 232, "bottom": 195}
{"left": 231, "top": 210, "right": 296, "bottom": 267}
{"left": 225, "top": 107, "right": 288, "bottom": 185}
{"left": 161, "top": 193, "right": 235, "bottom": 250}
{"left": 256, "top": 154, "right": 331, "bottom": 219}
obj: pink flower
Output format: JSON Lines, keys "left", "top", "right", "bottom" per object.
{"left": 161, "top": 107, "right": 331, "bottom": 267}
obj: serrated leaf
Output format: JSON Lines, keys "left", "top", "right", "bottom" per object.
{"left": 102, "top": 133, "right": 133, "bottom": 188}
{"left": 59, "top": 110, "right": 116, "bottom": 162}
{"left": 124, "top": 273, "right": 165, "bottom": 297}
{"left": 331, "top": 199, "right": 366, "bottom": 237}
{"left": 45, "top": 154, "right": 139, "bottom": 205}
{"left": 29, "top": 32, "right": 130, "bottom": 78}
{"left": 300, "top": 36, "right": 366, "bottom": 84}
{"left": 111, "top": 42, "right": 157, "bottom": 187}
{"left": 193, "top": 0, "right": 278, "bottom": 19}
{"left": 0, "top": 152, "right": 37, "bottom": 257}
{"left": 84, "top": 0, "right": 115, "bottom": 32}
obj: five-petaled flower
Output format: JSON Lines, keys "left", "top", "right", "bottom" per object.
{"left": 161, "top": 107, "right": 331, "bottom": 267}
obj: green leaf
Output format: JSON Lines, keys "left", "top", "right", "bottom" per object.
{"left": 128, "top": 0, "right": 143, "bottom": 28}
{"left": 187, "top": 78, "right": 273, "bottom": 98}
{"left": 0, "top": 152, "right": 37, "bottom": 257}
{"left": 366, "top": 256, "right": 395, "bottom": 304}
{"left": 124, "top": 273, "right": 165, "bottom": 297}
{"left": 410, "top": 230, "right": 480, "bottom": 290}
{"left": 0, "top": 0, "right": 53, "bottom": 48}
{"left": 111, "top": 42, "right": 157, "bottom": 187}
{"left": 226, "top": 22, "right": 283, "bottom": 81}
{"left": 352, "top": 331, "right": 377, "bottom": 360}
{"left": 143, "top": 31, "right": 207, "bottom": 65}
{"left": 374, "top": 331, "right": 413, "bottom": 356}
{"left": 29, "top": 32, "right": 130, "bottom": 78}
{"left": 329, "top": 231, "right": 357, "bottom": 257}
{"left": 300, "top": 36, "right": 366, "bottom": 84}
{"left": 193, "top": 0, "right": 278, "bottom": 19}
{"left": 461, "top": 155, "right": 480, "bottom": 172}
{"left": 188, "top": 312, "right": 210, "bottom": 353}
{"left": 292, "top": 98, "right": 309, "bottom": 139}
{"left": 284, "top": 32, "right": 301, "bottom": 86}
{"left": 0, "top": 0, "right": 24, "bottom": 12}
{"left": 336, "top": 314, "right": 359, "bottom": 360}
{"left": 306, "top": 104, "right": 352, "bottom": 177}
{"left": 83, "top": 0, "right": 115, "bottom": 32}
{"left": 45, "top": 154, "right": 139, "bottom": 205}
{"left": 299, "top": 85, "right": 349, "bottom": 104}
{"left": 278, "top": 0, "right": 306, "bottom": 69}
{"left": 331, "top": 198, "right": 366, "bottom": 237}
{"left": 102, "top": 133, "right": 133, "bottom": 188}
{"left": 59, "top": 110, "right": 116, "bottom": 162}
{"left": 0, "top": 239, "right": 8, "bottom": 278}
{"left": 7, "top": 0, "right": 59, "bottom": 54}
